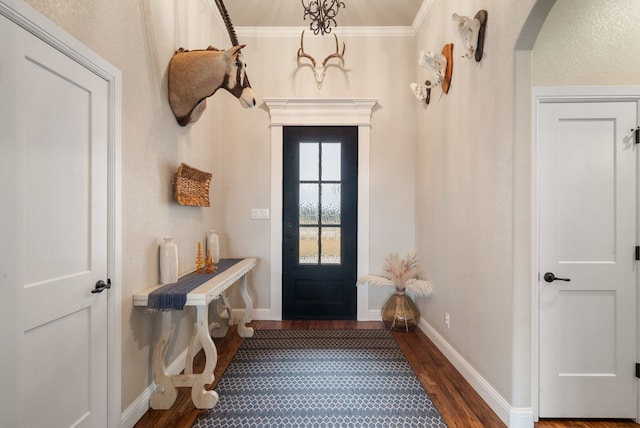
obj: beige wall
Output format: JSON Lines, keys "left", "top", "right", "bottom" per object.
{"left": 24, "top": 0, "right": 231, "bottom": 410}
{"left": 412, "top": 0, "right": 640, "bottom": 411}
{"left": 413, "top": 0, "right": 537, "bottom": 405}
{"left": 24, "top": 0, "right": 637, "bottom": 420}
{"left": 230, "top": 32, "right": 418, "bottom": 310}
{"left": 24, "top": 0, "right": 417, "bottom": 414}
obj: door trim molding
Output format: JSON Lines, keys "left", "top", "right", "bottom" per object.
{"left": 0, "top": 1, "right": 123, "bottom": 426}
{"left": 532, "top": 86, "right": 640, "bottom": 421}
{"left": 263, "top": 98, "right": 378, "bottom": 320}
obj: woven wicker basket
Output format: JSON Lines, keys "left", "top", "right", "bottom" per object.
{"left": 174, "top": 163, "right": 212, "bottom": 207}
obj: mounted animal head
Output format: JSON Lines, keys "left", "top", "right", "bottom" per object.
{"left": 410, "top": 44, "right": 454, "bottom": 104}
{"left": 410, "top": 51, "right": 446, "bottom": 105}
{"left": 168, "top": 45, "right": 254, "bottom": 126}
{"left": 168, "top": 0, "right": 256, "bottom": 126}
{"left": 409, "top": 81, "right": 432, "bottom": 105}
{"left": 452, "top": 10, "right": 487, "bottom": 62}
{"left": 418, "top": 50, "right": 447, "bottom": 87}
{"left": 452, "top": 13, "right": 480, "bottom": 60}
{"left": 296, "top": 30, "right": 345, "bottom": 89}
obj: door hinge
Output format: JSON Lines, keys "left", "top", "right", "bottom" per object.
{"left": 636, "top": 246, "right": 640, "bottom": 261}
{"left": 636, "top": 363, "right": 640, "bottom": 378}
{"left": 633, "top": 127, "right": 640, "bottom": 145}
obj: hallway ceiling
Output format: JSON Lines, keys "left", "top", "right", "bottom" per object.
{"left": 224, "top": 0, "right": 425, "bottom": 28}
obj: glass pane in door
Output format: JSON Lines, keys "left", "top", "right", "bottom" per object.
{"left": 321, "top": 227, "right": 341, "bottom": 264}
{"left": 299, "top": 227, "right": 319, "bottom": 264}
{"left": 298, "top": 142, "right": 342, "bottom": 265}
{"left": 322, "top": 143, "right": 341, "bottom": 180}
{"left": 299, "top": 183, "right": 319, "bottom": 224}
{"left": 300, "top": 142, "right": 319, "bottom": 180}
{"left": 321, "top": 183, "right": 341, "bottom": 225}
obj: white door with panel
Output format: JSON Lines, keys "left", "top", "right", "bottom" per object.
{"left": 538, "top": 99, "right": 638, "bottom": 418}
{"left": 0, "top": 13, "right": 110, "bottom": 428}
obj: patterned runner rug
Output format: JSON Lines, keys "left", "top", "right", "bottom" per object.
{"left": 192, "top": 329, "right": 447, "bottom": 427}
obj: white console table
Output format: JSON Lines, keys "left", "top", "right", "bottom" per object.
{"left": 133, "top": 257, "right": 256, "bottom": 410}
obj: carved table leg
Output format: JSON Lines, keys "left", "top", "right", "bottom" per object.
{"left": 190, "top": 304, "right": 219, "bottom": 409}
{"left": 238, "top": 275, "right": 254, "bottom": 338}
{"left": 150, "top": 312, "right": 178, "bottom": 409}
{"left": 184, "top": 321, "right": 199, "bottom": 375}
{"left": 210, "top": 296, "right": 230, "bottom": 338}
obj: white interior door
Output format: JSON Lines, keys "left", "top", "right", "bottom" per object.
{"left": 538, "top": 99, "right": 638, "bottom": 418}
{"left": 0, "top": 13, "right": 110, "bottom": 428}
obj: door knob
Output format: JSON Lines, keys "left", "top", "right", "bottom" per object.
{"left": 92, "top": 278, "right": 111, "bottom": 293}
{"left": 543, "top": 272, "right": 570, "bottom": 283}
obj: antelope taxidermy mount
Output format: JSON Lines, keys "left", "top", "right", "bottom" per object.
{"left": 168, "top": 0, "right": 256, "bottom": 126}
{"left": 296, "top": 30, "right": 345, "bottom": 89}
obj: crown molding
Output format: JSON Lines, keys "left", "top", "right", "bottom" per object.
{"left": 412, "top": 0, "right": 434, "bottom": 31}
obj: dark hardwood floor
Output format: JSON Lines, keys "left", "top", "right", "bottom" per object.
{"left": 134, "top": 320, "right": 639, "bottom": 428}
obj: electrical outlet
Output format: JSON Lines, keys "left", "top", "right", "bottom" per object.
{"left": 445, "top": 312, "right": 450, "bottom": 328}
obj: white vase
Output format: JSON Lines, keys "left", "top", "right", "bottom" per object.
{"left": 160, "top": 238, "right": 178, "bottom": 284}
{"left": 206, "top": 230, "right": 220, "bottom": 263}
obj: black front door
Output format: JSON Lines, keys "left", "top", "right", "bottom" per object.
{"left": 282, "top": 126, "right": 358, "bottom": 319}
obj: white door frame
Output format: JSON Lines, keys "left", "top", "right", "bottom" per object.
{"left": 532, "top": 86, "right": 640, "bottom": 421}
{"left": 263, "top": 98, "right": 378, "bottom": 321}
{"left": 0, "top": 1, "right": 123, "bottom": 426}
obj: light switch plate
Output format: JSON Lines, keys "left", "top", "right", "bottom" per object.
{"left": 251, "top": 208, "right": 270, "bottom": 219}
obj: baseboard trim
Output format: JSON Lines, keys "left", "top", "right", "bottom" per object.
{"left": 509, "top": 407, "right": 535, "bottom": 428}
{"left": 418, "top": 318, "right": 534, "bottom": 428}
{"left": 231, "top": 307, "right": 272, "bottom": 321}
{"left": 120, "top": 383, "right": 155, "bottom": 428}
{"left": 360, "top": 308, "right": 382, "bottom": 321}
{"left": 119, "top": 345, "right": 192, "bottom": 427}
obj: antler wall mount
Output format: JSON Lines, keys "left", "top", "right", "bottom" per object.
{"left": 296, "top": 30, "right": 346, "bottom": 89}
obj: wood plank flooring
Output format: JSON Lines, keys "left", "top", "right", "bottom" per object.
{"left": 133, "top": 320, "right": 639, "bottom": 428}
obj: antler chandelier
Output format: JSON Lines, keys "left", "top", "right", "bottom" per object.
{"left": 301, "top": 0, "right": 345, "bottom": 35}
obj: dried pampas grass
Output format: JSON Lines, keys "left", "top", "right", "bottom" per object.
{"left": 357, "top": 251, "right": 433, "bottom": 297}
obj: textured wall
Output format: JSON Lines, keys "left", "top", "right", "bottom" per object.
{"left": 24, "top": 0, "right": 633, "bottom": 420}
{"left": 23, "top": 0, "right": 418, "bottom": 415}
{"left": 533, "top": 0, "right": 640, "bottom": 86}
{"left": 24, "top": 0, "right": 229, "bottom": 410}
{"left": 228, "top": 32, "right": 418, "bottom": 311}
{"left": 413, "top": 0, "right": 537, "bottom": 406}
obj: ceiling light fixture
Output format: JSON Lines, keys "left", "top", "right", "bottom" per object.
{"left": 301, "top": 0, "right": 345, "bottom": 36}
